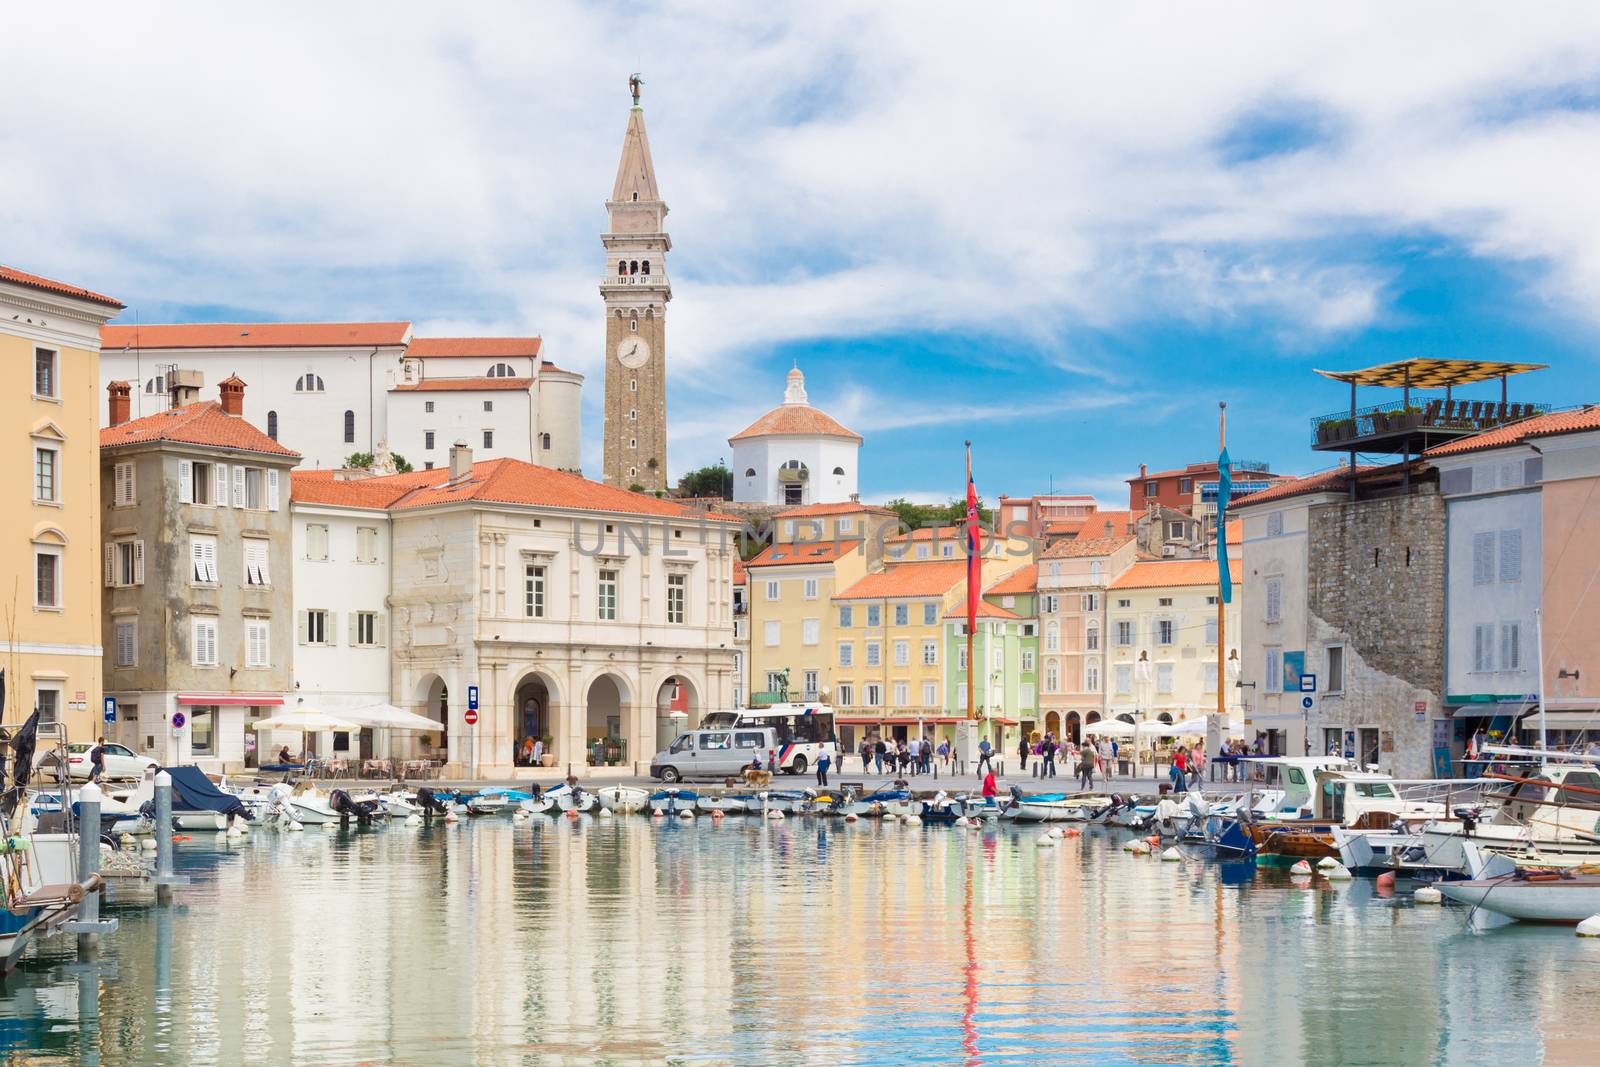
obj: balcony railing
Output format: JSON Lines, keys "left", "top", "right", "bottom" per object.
{"left": 1309, "top": 396, "right": 1551, "bottom": 451}
{"left": 600, "top": 273, "right": 669, "bottom": 288}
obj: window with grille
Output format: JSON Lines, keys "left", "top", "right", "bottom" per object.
{"left": 525, "top": 565, "right": 546, "bottom": 617}
{"left": 597, "top": 569, "right": 618, "bottom": 620}
{"left": 667, "top": 573, "right": 686, "bottom": 624}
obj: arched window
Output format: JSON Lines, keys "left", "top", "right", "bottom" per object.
{"left": 1045, "top": 621, "right": 1060, "bottom": 652}
{"left": 487, "top": 363, "right": 515, "bottom": 378}
{"left": 267, "top": 411, "right": 278, "bottom": 440}
{"left": 540, "top": 433, "right": 551, "bottom": 450}
{"left": 641, "top": 260, "right": 650, "bottom": 275}
{"left": 617, "top": 261, "right": 626, "bottom": 277}
{"left": 295, "top": 374, "right": 325, "bottom": 393}
{"left": 629, "top": 260, "right": 638, "bottom": 275}
{"left": 632, "top": 192, "right": 638, "bottom": 202}
{"left": 832, "top": 466, "right": 845, "bottom": 476}
{"left": 744, "top": 468, "right": 756, "bottom": 478}
{"left": 630, "top": 319, "right": 638, "bottom": 332}
{"left": 343, "top": 410, "right": 355, "bottom": 443}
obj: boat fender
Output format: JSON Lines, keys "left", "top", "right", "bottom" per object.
{"left": 1290, "top": 860, "right": 1313, "bottom": 875}
{"left": 1316, "top": 856, "right": 1340, "bottom": 870}
{"left": 1037, "top": 834, "right": 1057, "bottom": 847}
{"left": 767, "top": 810, "right": 785, "bottom": 821}
{"left": 404, "top": 814, "right": 423, "bottom": 827}
{"left": 598, "top": 808, "right": 613, "bottom": 819}
{"left": 954, "top": 817, "right": 970, "bottom": 827}
{"left": 1161, "top": 847, "right": 1182, "bottom": 862}
{"left": 286, "top": 822, "right": 303, "bottom": 833}
{"left": 1576, "top": 915, "right": 1600, "bottom": 937}
{"left": 1376, "top": 871, "right": 1397, "bottom": 891}
{"left": 679, "top": 810, "right": 695, "bottom": 820}
{"left": 1324, "top": 863, "right": 1353, "bottom": 881}
{"left": 1413, "top": 886, "right": 1443, "bottom": 905}
{"left": 140, "top": 838, "right": 157, "bottom": 851}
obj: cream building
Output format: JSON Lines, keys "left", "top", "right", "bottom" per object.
{"left": 1037, "top": 535, "right": 1138, "bottom": 743}
{"left": 1104, "top": 560, "right": 1243, "bottom": 729}
{"left": 1, "top": 265, "right": 122, "bottom": 739}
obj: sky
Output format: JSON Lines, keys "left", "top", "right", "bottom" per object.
{"left": 7, "top": 4, "right": 1600, "bottom": 504}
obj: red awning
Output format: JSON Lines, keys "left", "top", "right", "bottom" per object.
{"left": 175, "top": 692, "right": 285, "bottom": 707}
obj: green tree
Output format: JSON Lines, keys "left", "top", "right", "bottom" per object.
{"left": 677, "top": 463, "right": 733, "bottom": 500}
{"left": 345, "top": 451, "right": 413, "bottom": 473}
{"left": 883, "top": 496, "right": 992, "bottom": 531}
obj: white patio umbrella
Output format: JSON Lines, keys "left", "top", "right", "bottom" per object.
{"left": 250, "top": 708, "right": 361, "bottom": 732}
{"left": 341, "top": 704, "right": 444, "bottom": 731}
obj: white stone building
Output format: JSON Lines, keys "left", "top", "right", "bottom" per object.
{"left": 296, "top": 443, "right": 737, "bottom": 777}
{"left": 729, "top": 367, "right": 861, "bottom": 506}
{"left": 98, "top": 325, "right": 583, "bottom": 473}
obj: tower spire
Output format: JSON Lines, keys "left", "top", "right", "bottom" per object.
{"left": 612, "top": 78, "right": 661, "bottom": 203}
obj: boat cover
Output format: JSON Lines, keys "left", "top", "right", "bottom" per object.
{"left": 160, "top": 765, "right": 251, "bottom": 820}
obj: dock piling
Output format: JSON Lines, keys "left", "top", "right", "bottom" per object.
{"left": 152, "top": 770, "right": 189, "bottom": 902}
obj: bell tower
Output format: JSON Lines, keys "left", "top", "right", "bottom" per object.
{"left": 601, "top": 74, "right": 671, "bottom": 492}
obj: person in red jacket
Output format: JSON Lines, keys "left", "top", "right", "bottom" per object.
{"left": 981, "top": 769, "right": 998, "bottom": 799}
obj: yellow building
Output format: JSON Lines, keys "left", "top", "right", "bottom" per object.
{"left": 830, "top": 555, "right": 1023, "bottom": 747}
{"left": 745, "top": 502, "right": 897, "bottom": 705}
{"left": 0, "top": 266, "right": 122, "bottom": 737}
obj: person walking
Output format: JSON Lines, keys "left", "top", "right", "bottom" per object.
{"left": 938, "top": 738, "right": 950, "bottom": 769}
{"left": 88, "top": 737, "right": 106, "bottom": 784}
{"left": 1078, "top": 742, "right": 1096, "bottom": 790}
{"left": 1017, "top": 736, "right": 1031, "bottom": 775}
{"left": 1042, "top": 736, "right": 1057, "bottom": 778}
{"left": 816, "top": 748, "right": 831, "bottom": 787}
{"left": 1189, "top": 747, "right": 1205, "bottom": 788}
{"left": 981, "top": 768, "right": 998, "bottom": 801}
{"left": 976, "top": 738, "right": 994, "bottom": 777}
{"left": 1170, "top": 746, "right": 1188, "bottom": 795}
{"left": 860, "top": 739, "right": 873, "bottom": 775}
{"left": 874, "top": 738, "right": 887, "bottom": 775}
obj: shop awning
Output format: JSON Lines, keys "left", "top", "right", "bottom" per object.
{"left": 1516, "top": 709, "right": 1600, "bottom": 728}
{"left": 176, "top": 692, "right": 284, "bottom": 707}
{"left": 837, "top": 715, "right": 968, "bottom": 725}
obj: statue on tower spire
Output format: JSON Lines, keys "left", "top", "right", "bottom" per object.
{"left": 629, "top": 73, "right": 643, "bottom": 107}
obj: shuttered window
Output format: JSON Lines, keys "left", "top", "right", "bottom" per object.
{"left": 1156, "top": 664, "right": 1173, "bottom": 693}
{"left": 356, "top": 526, "right": 379, "bottom": 563}
{"left": 112, "top": 462, "right": 137, "bottom": 505}
{"left": 306, "top": 524, "right": 330, "bottom": 561}
{"left": 190, "top": 537, "right": 218, "bottom": 584}
{"left": 245, "top": 621, "right": 270, "bottom": 668}
{"left": 244, "top": 540, "right": 270, "bottom": 586}
{"left": 192, "top": 618, "right": 218, "bottom": 666}
{"left": 1265, "top": 578, "right": 1282, "bottom": 622}
{"left": 1499, "top": 529, "right": 1522, "bottom": 583}
{"left": 1473, "top": 624, "right": 1494, "bottom": 672}
{"left": 1500, "top": 622, "right": 1521, "bottom": 671}
{"left": 1472, "top": 532, "right": 1495, "bottom": 585}
{"left": 114, "top": 620, "right": 137, "bottom": 668}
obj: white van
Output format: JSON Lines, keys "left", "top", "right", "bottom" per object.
{"left": 650, "top": 727, "right": 777, "bottom": 782}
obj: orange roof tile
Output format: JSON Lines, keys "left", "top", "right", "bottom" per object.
{"left": 391, "top": 377, "right": 532, "bottom": 393}
{"left": 1226, "top": 519, "right": 1243, "bottom": 545}
{"left": 946, "top": 599, "right": 1022, "bottom": 620}
{"left": 776, "top": 501, "right": 897, "bottom": 519}
{"left": 835, "top": 561, "right": 969, "bottom": 600}
{"left": 729, "top": 405, "right": 861, "bottom": 443}
{"left": 1041, "top": 534, "right": 1135, "bottom": 559}
{"left": 101, "top": 402, "right": 299, "bottom": 458}
{"left": 733, "top": 559, "right": 747, "bottom": 585}
{"left": 986, "top": 563, "right": 1037, "bottom": 595}
{"left": 101, "top": 322, "right": 410, "bottom": 350}
{"left": 746, "top": 540, "right": 865, "bottom": 568}
{"left": 1230, "top": 467, "right": 1366, "bottom": 507}
{"left": 291, "top": 468, "right": 439, "bottom": 509}
{"left": 1425, "top": 406, "right": 1600, "bottom": 457}
{"left": 884, "top": 525, "right": 964, "bottom": 543}
{"left": 0, "top": 264, "right": 122, "bottom": 309}
{"left": 407, "top": 337, "right": 542, "bottom": 359}
{"left": 1108, "top": 560, "right": 1228, "bottom": 590}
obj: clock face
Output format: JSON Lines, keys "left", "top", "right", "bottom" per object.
{"left": 616, "top": 336, "right": 651, "bottom": 369}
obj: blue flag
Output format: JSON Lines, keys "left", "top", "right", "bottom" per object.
{"left": 1216, "top": 446, "right": 1233, "bottom": 604}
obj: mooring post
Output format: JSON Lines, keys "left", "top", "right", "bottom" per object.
{"left": 152, "top": 770, "right": 189, "bottom": 902}
{"left": 76, "top": 783, "right": 101, "bottom": 954}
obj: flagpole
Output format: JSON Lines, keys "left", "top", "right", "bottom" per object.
{"left": 1217, "top": 403, "right": 1227, "bottom": 725}
{"left": 965, "top": 441, "right": 976, "bottom": 729}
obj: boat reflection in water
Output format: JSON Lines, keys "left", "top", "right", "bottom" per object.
{"left": 0, "top": 818, "right": 1599, "bottom": 1064}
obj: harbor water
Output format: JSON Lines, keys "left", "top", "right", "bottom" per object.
{"left": 3, "top": 816, "right": 1599, "bottom": 1066}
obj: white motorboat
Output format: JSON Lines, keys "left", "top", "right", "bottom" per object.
{"left": 597, "top": 785, "right": 650, "bottom": 814}
{"left": 696, "top": 792, "right": 750, "bottom": 814}
{"left": 1439, "top": 843, "right": 1600, "bottom": 922}
{"left": 1414, "top": 763, "right": 1600, "bottom": 876}
{"left": 382, "top": 792, "right": 422, "bottom": 818}
{"left": 259, "top": 783, "right": 339, "bottom": 826}
{"left": 1012, "top": 793, "right": 1112, "bottom": 823}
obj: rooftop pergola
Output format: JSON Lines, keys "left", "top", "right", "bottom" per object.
{"left": 1315, "top": 357, "right": 1547, "bottom": 397}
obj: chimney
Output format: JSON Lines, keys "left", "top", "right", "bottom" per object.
{"left": 1139, "top": 463, "right": 1147, "bottom": 478}
{"left": 218, "top": 373, "right": 246, "bottom": 417}
{"left": 107, "top": 380, "right": 131, "bottom": 427}
{"left": 168, "top": 368, "right": 204, "bottom": 407}
{"left": 449, "top": 440, "right": 473, "bottom": 483}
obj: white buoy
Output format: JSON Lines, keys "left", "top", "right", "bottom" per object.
{"left": 1121, "top": 839, "right": 1135, "bottom": 851}
{"left": 767, "top": 809, "right": 786, "bottom": 821}
{"left": 1162, "top": 847, "right": 1182, "bottom": 862}
{"left": 404, "top": 814, "right": 422, "bottom": 827}
{"left": 1290, "top": 859, "right": 1313, "bottom": 875}
{"left": 287, "top": 821, "right": 304, "bottom": 832}
{"left": 1131, "top": 840, "right": 1152, "bottom": 855}
{"left": 1576, "top": 914, "right": 1600, "bottom": 937}
{"left": 1324, "top": 862, "right": 1353, "bottom": 881}
{"left": 905, "top": 814, "right": 922, "bottom": 825}
{"left": 226, "top": 824, "right": 245, "bottom": 839}
{"left": 1316, "top": 856, "right": 1340, "bottom": 870}
{"left": 140, "top": 837, "right": 157, "bottom": 852}
{"left": 1037, "top": 833, "right": 1058, "bottom": 847}
{"left": 1414, "top": 886, "right": 1443, "bottom": 905}
{"left": 512, "top": 809, "right": 529, "bottom": 821}
{"left": 954, "top": 816, "right": 970, "bottom": 827}
{"left": 598, "top": 808, "right": 613, "bottom": 819}
{"left": 679, "top": 809, "right": 695, "bottom": 820}
{"left": 1047, "top": 827, "right": 1065, "bottom": 840}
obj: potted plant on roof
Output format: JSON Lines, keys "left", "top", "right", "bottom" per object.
{"left": 1390, "top": 405, "right": 1423, "bottom": 433}
{"left": 1316, "top": 419, "right": 1340, "bottom": 446}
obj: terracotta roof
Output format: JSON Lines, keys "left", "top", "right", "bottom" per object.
{"left": 291, "top": 469, "right": 438, "bottom": 509}
{"left": 729, "top": 404, "right": 862, "bottom": 443}
{"left": 884, "top": 525, "right": 966, "bottom": 544}
{"left": 1226, "top": 519, "right": 1243, "bottom": 545}
{"left": 1229, "top": 467, "right": 1369, "bottom": 507}
{"left": 1041, "top": 534, "right": 1135, "bottom": 559}
{"left": 0, "top": 264, "right": 122, "bottom": 309}
{"left": 101, "top": 322, "right": 411, "bottom": 350}
{"left": 1425, "top": 406, "right": 1600, "bottom": 458}
{"left": 1052, "top": 510, "right": 1139, "bottom": 539}
{"left": 776, "top": 501, "right": 896, "bottom": 519}
{"left": 100, "top": 401, "right": 300, "bottom": 458}
{"left": 986, "top": 564, "right": 1037, "bottom": 595}
{"left": 835, "top": 561, "right": 969, "bottom": 600}
{"left": 733, "top": 559, "right": 747, "bottom": 585}
{"left": 406, "top": 337, "right": 542, "bottom": 359}
{"left": 746, "top": 540, "right": 865, "bottom": 568}
{"left": 1108, "top": 560, "right": 1227, "bottom": 590}
{"left": 391, "top": 377, "right": 532, "bottom": 393}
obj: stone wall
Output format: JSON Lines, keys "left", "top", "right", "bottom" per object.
{"left": 1306, "top": 485, "right": 1445, "bottom": 776}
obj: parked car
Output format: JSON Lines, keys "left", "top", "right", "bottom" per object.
{"left": 60, "top": 742, "right": 157, "bottom": 781}
{"left": 650, "top": 727, "right": 776, "bottom": 782}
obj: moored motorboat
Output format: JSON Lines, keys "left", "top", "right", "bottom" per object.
{"left": 1439, "top": 844, "right": 1600, "bottom": 922}
{"left": 596, "top": 785, "right": 650, "bottom": 815}
{"left": 648, "top": 788, "right": 699, "bottom": 815}
{"left": 697, "top": 792, "right": 750, "bottom": 815}
{"left": 1013, "top": 792, "right": 1112, "bottom": 823}
{"left": 844, "top": 789, "right": 913, "bottom": 818}
{"left": 466, "top": 788, "right": 532, "bottom": 816}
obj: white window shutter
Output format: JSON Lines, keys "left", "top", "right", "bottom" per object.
{"left": 267, "top": 469, "right": 280, "bottom": 511}
{"left": 233, "top": 466, "right": 245, "bottom": 508}
{"left": 134, "top": 540, "right": 145, "bottom": 585}
{"left": 327, "top": 611, "right": 338, "bottom": 645}
{"left": 216, "top": 463, "right": 228, "bottom": 508}
{"left": 191, "top": 539, "right": 204, "bottom": 582}
{"left": 375, "top": 614, "right": 386, "bottom": 647}
{"left": 297, "top": 610, "right": 308, "bottom": 644}
{"left": 104, "top": 543, "right": 115, "bottom": 587}
{"left": 178, "top": 459, "right": 193, "bottom": 503}
{"left": 348, "top": 613, "right": 359, "bottom": 645}
{"left": 258, "top": 543, "right": 270, "bottom": 585}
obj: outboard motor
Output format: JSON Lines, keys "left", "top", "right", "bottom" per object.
{"left": 416, "top": 787, "right": 449, "bottom": 818}
{"left": 329, "top": 789, "right": 379, "bottom": 827}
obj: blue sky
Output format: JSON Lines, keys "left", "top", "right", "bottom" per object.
{"left": 7, "top": 4, "right": 1600, "bottom": 504}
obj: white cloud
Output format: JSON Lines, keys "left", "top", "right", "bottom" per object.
{"left": 8, "top": 2, "right": 1600, "bottom": 478}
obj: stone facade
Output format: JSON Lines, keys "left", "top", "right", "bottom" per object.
{"left": 1303, "top": 482, "right": 1445, "bottom": 776}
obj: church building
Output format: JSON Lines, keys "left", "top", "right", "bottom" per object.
{"left": 729, "top": 366, "right": 862, "bottom": 505}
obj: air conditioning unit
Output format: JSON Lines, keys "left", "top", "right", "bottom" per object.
{"left": 1162, "top": 544, "right": 1176, "bottom": 558}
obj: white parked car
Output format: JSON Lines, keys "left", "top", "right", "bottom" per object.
{"left": 62, "top": 742, "right": 157, "bottom": 782}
